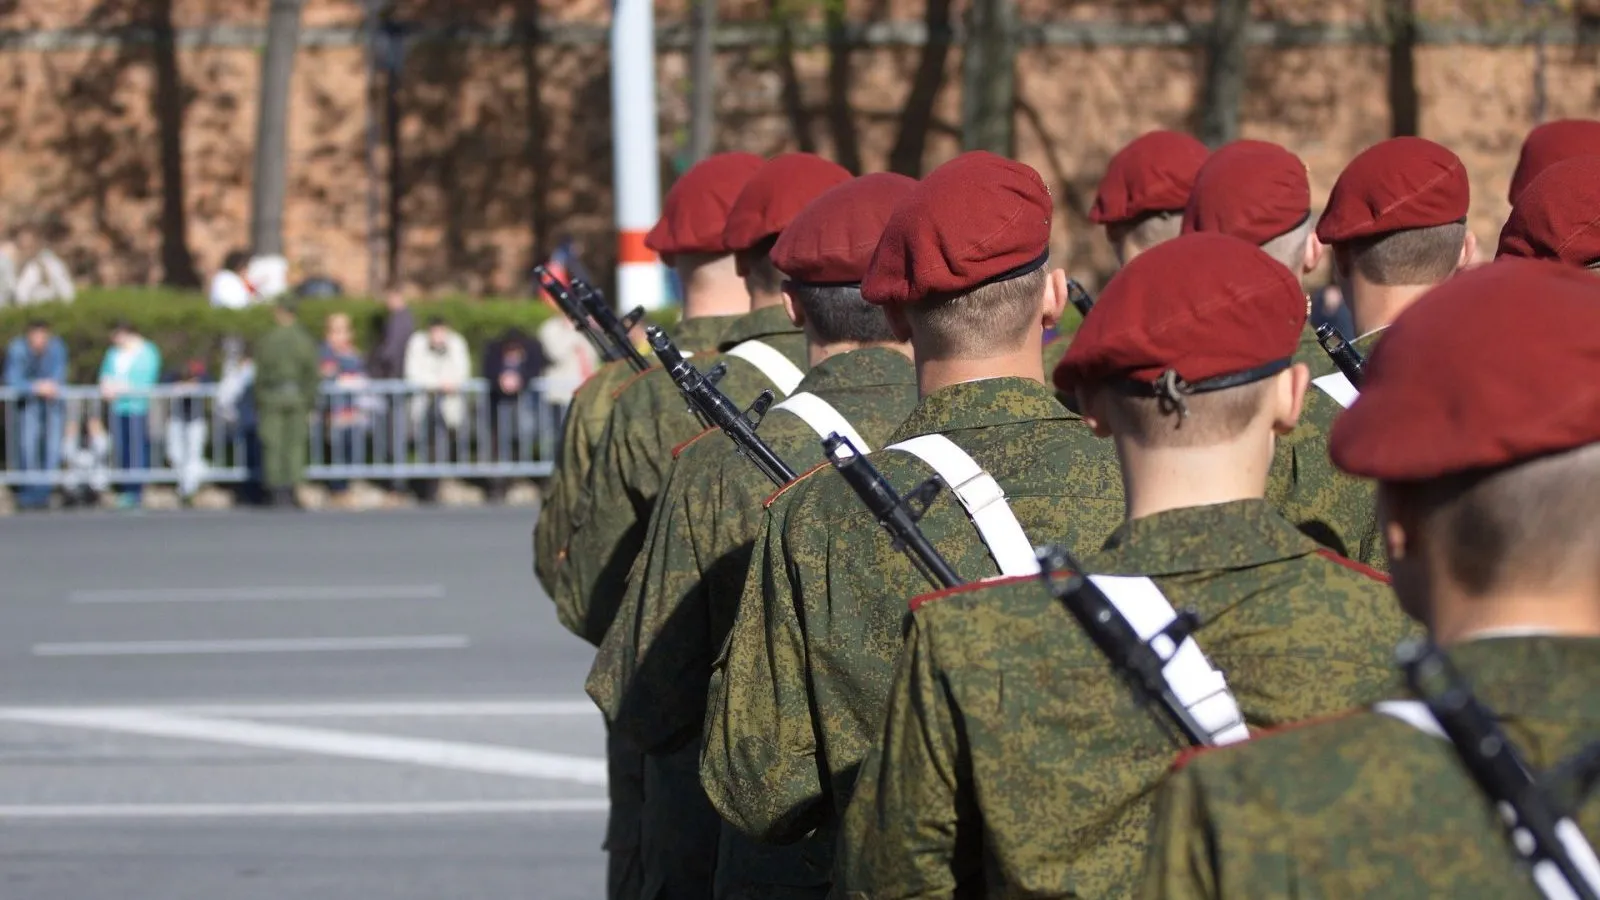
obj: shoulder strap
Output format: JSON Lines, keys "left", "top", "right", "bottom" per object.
{"left": 724, "top": 340, "right": 805, "bottom": 396}
{"left": 1312, "top": 372, "right": 1359, "bottom": 409}
{"left": 1087, "top": 574, "right": 1250, "bottom": 746}
{"left": 771, "top": 392, "right": 872, "bottom": 453}
{"left": 886, "top": 433, "right": 1039, "bottom": 577}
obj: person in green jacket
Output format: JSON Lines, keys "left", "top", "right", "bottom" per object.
{"left": 254, "top": 298, "right": 320, "bottom": 509}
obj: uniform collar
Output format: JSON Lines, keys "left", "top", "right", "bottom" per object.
{"left": 1093, "top": 499, "right": 1321, "bottom": 577}
{"left": 717, "top": 304, "right": 801, "bottom": 350}
{"left": 886, "top": 377, "right": 1074, "bottom": 444}
{"left": 1430, "top": 636, "right": 1600, "bottom": 725}
{"left": 792, "top": 347, "right": 915, "bottom": 396}
{"left": 673, "top": 315, "right": 740, "bottom": 354}
{"left": 1352, "top": 325, "right": 1388, "bottom": 358}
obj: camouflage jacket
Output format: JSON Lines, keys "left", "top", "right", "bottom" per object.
{"left": 1352, "top": 325, "right": 1386, "bottom": 359}
{"left": 702, "top": 377, "right": 1125, "bottom": 851}
{"left": 1142, "top": 636, "right": 1600, "bottom": 900}
{"left": 587, "top": 347, "right": 920, "bottom": 752}
{"left": 552, "top": 305, "right": 807, "bottom": 647}
{"left": 534, "top": 316, "right": 732, "bottom": 607}
{"left": 837, "top": 500, "right": 1416, "bottom": 900}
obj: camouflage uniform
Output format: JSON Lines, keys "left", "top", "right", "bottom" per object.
{"left": 535, "top": 315, "right": 733, "bottom": 618}
{"left": 1142, "top": 636, "right": 1600, "bottom": 900}
{"left": 588, "top": 347, "right": 918, "bottom": 900}
{"left": 702, "top": 377, "right": 1125, "bottom": 864}
{"left": 1351, "top": 325, "right": 1386, "bottom": 359}
{"left": 838, "top": 500, "right": 1417, "bottom": 900}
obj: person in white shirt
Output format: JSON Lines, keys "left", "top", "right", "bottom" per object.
{"left": 12, "top": 227, "right": 75, "bottom": 306}
{"left": 209, "top": 250, "right": 257, "bottom": 310}
{"left": 535, "top": 307, "right": 600, "bottom": 405}
{"left": 403, "top": 317, "right": 472, "bottom": 449}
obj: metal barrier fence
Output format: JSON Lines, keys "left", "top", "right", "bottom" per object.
{"left": 0, "top": 378, "right": 576, "bottom": 492}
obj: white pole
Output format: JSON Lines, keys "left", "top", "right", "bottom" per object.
{"left": 611, "top": 0, "right": 667, "bottom": 312}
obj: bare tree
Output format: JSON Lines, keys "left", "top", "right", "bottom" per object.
{"left": 1197, "top": 0, "right": 1250, "bottom": 147}
{"left": 962, "top": 0, "right": 1018, "bottom": 155}
{"left": 689, "top": 0, "right": 717, "bottom": 163}
{"left": 250, "top": 0, "right": 305, "bottom": 258}
{"left": 150, "top": 0, "right": 198, "bottom": 286}
{"left": 1385, "top": 0, "right": 1420, "bottom": 136}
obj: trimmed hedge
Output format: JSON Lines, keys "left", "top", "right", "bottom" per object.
{"left": 0, "top": 289, "right": 681, "bottom": 384}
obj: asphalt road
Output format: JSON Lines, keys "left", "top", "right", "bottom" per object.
{"left": 0, "top": 506, "right": 606, "bottom": 900}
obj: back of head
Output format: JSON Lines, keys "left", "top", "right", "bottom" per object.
{"left": 1508, "top": 119, "right": 1600, "bottom": 205}
{"left": 223, "top": 249, "right": 252, "bottom": 273}
{"left": 1317, "top": 137, "right": 1471, "bottom": 286}
{"left": 1330, "top": 259, "right": 1600, "bottom": 615}
{"left": 1055, "top": 232, "right": 1307, "bottom": 448}
{"left": 1182, "top": 140, "right": 1312, "bottom": 271}
{"left": 862, "top": 151, "right": 1055, "bottom": 359}
{"left": 1498, "top": 155, "right": 1600, "bottom": 271}
{"left": 1092, "top": 131, "right": 1210, "bottom": 262}
{"left": 723, "top": 153, "right": 854, "bottom": 307}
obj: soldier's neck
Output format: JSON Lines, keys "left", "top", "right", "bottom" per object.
{"left": 1115, "top": 433, "right": 1272, "bottom": 521}
{"left": 914, "top": 350, "right": 1044, "bottom": 398}
{"left": 1430, "top": 585, "right": 1600, "bottom": 645}
{"left": 679, "top": 254, "right": 750, "bottom": 320}
{"left": 1350, "top": 278, "right": 1434, "bottom": 337}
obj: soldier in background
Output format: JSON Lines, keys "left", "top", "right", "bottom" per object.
{"left": 702, "top": 154, "right": 1125, "bottom": 890}
{"left": 1507, "top": 117, "right": 1600, "bottom": 205}
{"left": 254, "top": 298, "right": 320, "bottom": 509}
{"left": 1497, "top": 155, "right": 1600, "bottom": 271}
{"left": 1142, "top": 259, "right": 1600, "bottom": 899}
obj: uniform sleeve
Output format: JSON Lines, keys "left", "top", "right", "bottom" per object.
{"left": 533, "top": 377, "right": 611, "bottom": 598}
{"left": 1138, "top": 767, "right": 1222, "bottom": 900}
{"left": 837, "top": 614, "right": 973, "bottom": 900}
{"left": 701, "top": 496, "right": 826, "bottom": 844}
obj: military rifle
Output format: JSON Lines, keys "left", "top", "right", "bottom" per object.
{"left": 820, "top": 434, "right": 962, "bottom": 590}
{"left": 1396, "top": 640, "right": 1600, "bottom": 900}
{"left": 648, "top": 326, "right": 797, "bottom": 488}
{"left": 573, "top": 279, "right": 652, "bottom": 373}
{"left": 533, "top": 265, "right": 620, "bottom": 366}
{"left": 1314, "top": 323, "right": 1365, "bottom": 388}
{"left": 1067, "top": 279, "right": 1095, "bottom": 319}
{"left": 1037, "top": 546, "right": 1213, "bottom": 747}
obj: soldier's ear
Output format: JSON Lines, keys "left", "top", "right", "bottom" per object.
{"left": 1301, "top": 232, "right": 1325, "bottom": 276}
{"left": 884, "top": 305, "right": 914, "bottom": 343}
{"left": 1270, "top": 364, "right": 1309, "bottom": 435}
{"left": 1458, "top": 231, "right": 1479, "bottom": 271}
{"left": 780, "top": 288, "right": 805, "bottom": 329}
{"left": 1041, "top": 268, "right": 1069, "bottom": 330}
{"left": 1078, "top": 387, "right": 1113, "bottom": 438}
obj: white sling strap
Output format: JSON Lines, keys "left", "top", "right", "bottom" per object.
{"left": 1088, "top": 575, "right": 1250, "bottom": 746}
{"left": 1312, "top": 372, "right": 1359, "bottom": 409}
{"left": 771, "top": 392, "right": 872, "bottom": 453}
{"left": 724, "top": 340, "right": 805, "bottom": 396}
{"left": 1376, "top": 700, "right": 1600, "bottom": 900}
{"left": 885, "top": 433, "right": 1039, "bottom": 577}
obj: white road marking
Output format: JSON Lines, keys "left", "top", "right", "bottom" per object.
{"left": 67, "top": 584, "right": 448, "bottom": 604}
{"left": 0, "top": 799, "right": 607, "bottom": 819}
{"left": 0, "top": 708, "right": 607, "bottom": 785}
{"left": 32, "top": 635, "right": 471, "bottom": 657}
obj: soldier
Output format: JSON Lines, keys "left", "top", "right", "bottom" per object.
{"left": 1141, "top": 258, "right": 1600, "bottom": 899}
{"left": 587, "top": 172, "right": 921, "bottom": 900}
{"left": 558, "top": 153, "right": 850, "bottom": 900}
{"left": 701, "top": 153, "right": 1125, "bottom": 878}
{"left": 253, "top": 297, "right": 320, "bottom": 509}
{"left": 838, "top": 232, "right": 1415, "bottom": 900}
{"left": 1315, "top": 137, "right": 1475, "bottom": 361}
{"left": 536, "top": 151, "right": 764, "bottom": 612}
{"left": 1508, "top": 118, "right": 1600, "bottom": 205}
{"left": 1498, "top": 155, "right": 1600, "bottom": 270}
{"left": 1182, "top": 139, "right": 1382, "bottom": 566}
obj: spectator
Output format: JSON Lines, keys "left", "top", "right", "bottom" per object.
{"left": 209, "top": 249, "right": 258, "bottom": 310}
{"left": 98, "top": 321, "right": 162, "bottom": 510}
{"left": 483, "top": 326, "right": 548, "bottom": 501}
{"left": 296, "top": 275, "right": 344, "bottom": 300}
{"left": 161, "top": 357, "right": 210, "bottom": 504}
{"left": 12, "top": 226, "right": 76, "bottom": 307}
{"left": 535, "top": 298, "right": 600, "bottom": 405}
{"left": 367, "top": 283, "right": 415, "bottom": 379}
{"left": 216, "top": 336, "right": 264, "bottom": 506}
{"left": 0, "top": 234, "right": 17, "bottom": 307}
{"left": 319, "top": 312, "right": 369, "bottom": 502}
{"left": 254, "top": 299, "right": 320, "bottom": 509}
{"left": 60, "top": 406, "right": 110, "bottom": 508}
{"left": 404, "top": 316, "right": 470, "bottom": 499}
{"left": 4, "top": 320, "right": 68, "bottom": 509}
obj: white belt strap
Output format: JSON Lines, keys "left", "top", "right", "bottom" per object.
{"left": 771, "top": 392, "right": 872, "bottom": 453}
{"left": 1376, "top": 700, "right": 1600, "bottom": 900}
{"left": 886, "top": 434, "right": 1039, "bottom": 577}
{"left": 724, "top": 340, "right": 805, "bottom": 396}
{"left": 1088, "top": 575, "right": 1250, "bottom": 746}
{"left": 1312, "top": 373, "right": 1359, "bottom": 409}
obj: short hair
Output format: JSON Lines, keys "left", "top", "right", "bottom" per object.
{"left": 739, "top": 237, "right": 784, "bottom": 300}
{"left": 906, "top": 267, "right": 1047, "bottom": 359}
{"left": 1336, "top": 221, "right": 1468, "bottom": 285}
{"left": 1106, "top": 211, "right": 1184, "bottom": 261}
{"left": 223, "top": 249, "right": 252, "bottom": 272}
{"left": 427, "top": 315, "right": 447, "bottom": 328}
{"left": 26, "top": 319, "right": 48, "bottom": 331}
{"left": 111, "top": 319, "right": 134, "bottom": 334}
{"left": 787, "top": 284, "right": 896, "bottom": 345}
{"left": 1390, "top": 443, "right": 1600, "bottom": 597}
{"left": 1093, "top": 379, "right": 1273, "bottom": 448}
{"left": 1258, "top": 217, "right": 1313, "bottom": 271}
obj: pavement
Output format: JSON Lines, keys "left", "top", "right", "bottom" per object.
{"left": 0, "top": 506, "right": 606, "bottom": 899}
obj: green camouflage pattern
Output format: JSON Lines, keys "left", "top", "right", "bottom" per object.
{"left": 1352, "top": 325, "right": 1385, "bottom": 359}
{"left": 702, "top": 377, "right": 1125, "bottom": 853}
{"left": 837, "top": 500, "right": 1417, "bottom": 900}
{"left": 552, "top": 305, "right": 807, "bottom": 648}
{"left": 1142, "top": 636, "right": 1600, "bottom": 900}
{"left": 1292, "top": 320, "right": 1339, "bottom": 379}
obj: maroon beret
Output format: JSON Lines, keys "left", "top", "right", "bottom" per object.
{"left": 1054, "top": 233, "right": 1307, "bottom": 394}
{"left": 1497, "top": 156, "right": 1600, "bottom": 268}
{"left": 1181, "top": 140, "right": 1311, "bottom": 245}
{"left": 1509, "top": 119, "right": 1600, "bottom": 205}
{"left": 721, "top": 153, "right": 854, "bottom": 253}
{"left": 1089, "top": 131, "right": 1210, "bottom": 225}
{"left": 770, "top": 173, "right": 918, "bottom": 286}
{"left": 645, "top": 152, "right": 766, "bottom": 256}
{"left": 862, "top": 151, "right": 1053, "bottom": 306}
{"left": 1316, "top": 137, "right": 1469, "bottom": 243}
{"left": 1331, "top": 258, "right": 1600, "bottom": 480}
